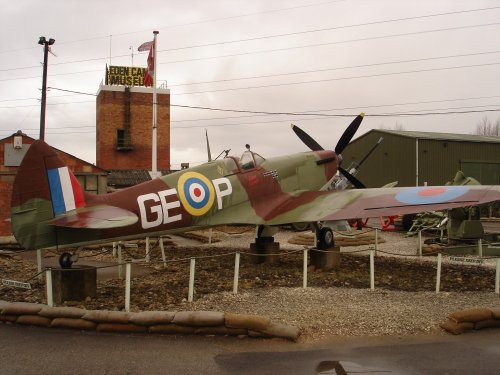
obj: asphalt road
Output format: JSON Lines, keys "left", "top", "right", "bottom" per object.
{"left": 1, "top": 324, "right": 500, "bottom": 374}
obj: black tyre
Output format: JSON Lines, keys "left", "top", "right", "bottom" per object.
{"left": 317, "top": 227, "right": 334, "bottom": 249}
{"left": 402, "top": 214, "right": 416, "bottom": 232}
{"left": 59, "top": 252, "right": 73, "bottom": 269}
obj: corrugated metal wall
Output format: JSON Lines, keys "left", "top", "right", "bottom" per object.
{"left": 343, "top": 131, "right": 500, "bottom": 187}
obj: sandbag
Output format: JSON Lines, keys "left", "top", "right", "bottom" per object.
{"left": 474, "top": 319, "right": 500, "bottom": 330}
{"left": 490, "top": 307, "right": 500, "bottom": 319}
{"left": 224, "top": 312, "right": 270, "bottom": 332}
{"left": 2, "top": 302, "right": 42, "bottom": 316}
{"left": 82, "top": 310, "right": 130, "bottom": 324}
{"left": 149, "top": 324, "right": 196, "bottom": 334}
{"left": 0, "top": 300, "right": 12, "bottom": 313}
{"left": 195, "top": 326, "right": 247, "bottom": 336}
{"left": 172, "top": 311, "right": 224, "bottom": 327}
{"left": 129, "top": 311, "right": 176, "bottom": 326}
{"left": 0, "top": 314, "right": 18, "bottom": 322}
{"left": 248, "top": 330, "right": 273, "bottom": 338}
{"left": 39, "top": 306, "right": 86, "bottom": 319}
{"left": 448, "top": 308, "right": 492, "bottom": 323}
{"left": 96, "top": 323, "right": 148, "bottom": 333}
{"left": 16, "top": 314, "right": 52, "bottom": 327}
{"left": 260, "top": 322, "right": 300, "bottom": 341}
{"left": 51, "top": 318, "right": 97, "bottom": 330}
{"left": 440, "top": 320, "right": 474, "bottom": 335}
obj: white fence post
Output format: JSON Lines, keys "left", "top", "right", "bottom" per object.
{"left": 188, "top": 258, "right": 196, "bottom": 302}
{"left": 370, "top": 250, "right": 375, "bottom": 291}
{"left": 495, "top": 259, "right": 500, "bottom": 295}
{"left": 374, "top": 229, "right": 378, "bottom": 256}
{"left": 233, "top": 252, "right": 240, "bottom": 294}
{"left": 208, "top": 229, "right": 213, "bottom": 244}
{"left": 436, "top": 253, "right": 442, "bottom": 294}
{"left": 303, "top": 249, "right": 308, "bottom": 289}
{"left": 145, "top": 237, "right": 150, "bottom": 263}
{"left": 125, "top": 263, "right": 131, "bottom": 312}
{"left": 118, "top": 242, "right": 123, "bottom": 279}
{"left": 46, "top": 268, "right": 53, "bottom": 307}
{"left": 159, "top": 237, "right": 167, "bottom": 268}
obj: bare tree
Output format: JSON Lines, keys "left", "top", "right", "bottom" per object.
{"left": 474, "top": 116, "right": 500, "bottom": 136}
{"left": 379, "top": 122, "right": 405, "bottom": 131}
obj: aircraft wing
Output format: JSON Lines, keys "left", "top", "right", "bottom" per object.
{"left": 262, "top": 185, "right": 500, "bottom": 225}
{"left": 47, "top": 205, "right": 138, "bottom": 229}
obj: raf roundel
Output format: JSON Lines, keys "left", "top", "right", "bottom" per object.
{"left": 177, "top": 172, "right": 215, "bottom": 216}
{"left": 395, "top": 186, "right": 469, "bottom": 205}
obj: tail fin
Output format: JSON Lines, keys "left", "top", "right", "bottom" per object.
{"left": 11, "top": 140, "right": 86, "bottom": 249}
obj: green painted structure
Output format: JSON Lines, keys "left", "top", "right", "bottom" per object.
{"left": 342, "top": 130, "right": 500, "bottom": 187}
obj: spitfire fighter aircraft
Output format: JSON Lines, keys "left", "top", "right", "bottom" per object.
{"left": 11, "top": 114, "right": 500, "bottom": 253}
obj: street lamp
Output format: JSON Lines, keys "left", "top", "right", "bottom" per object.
{"left": 38, "top": 36, "right": 55, "bottom": 141}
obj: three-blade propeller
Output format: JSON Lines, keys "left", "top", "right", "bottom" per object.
{"left": 291, "top": 113, "right": 366, "bottom": 189}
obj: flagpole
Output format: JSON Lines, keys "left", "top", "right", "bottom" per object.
{"left": 152, "top": 31, "right": 159, "bottom": 178}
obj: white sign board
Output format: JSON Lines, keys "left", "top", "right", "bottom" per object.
{"left": 1, "top": 279, "right": 32, "bottom": 289}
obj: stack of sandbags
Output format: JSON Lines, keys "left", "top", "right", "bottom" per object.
{"left": 0, "top": 301, "right": 299, "bottom": 341}
{"left": 288, "top": 230, "right": 385, "bottom": 247}
{"left": 440, "top": 307, "right": 500, "bottom": 334}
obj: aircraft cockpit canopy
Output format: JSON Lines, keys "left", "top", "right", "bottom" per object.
{"left": 240, "top": 150, "right": 265, "bottom": 170}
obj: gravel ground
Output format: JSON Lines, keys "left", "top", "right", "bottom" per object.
{"left": 1, "top": 227, "right": 500, "bottom": 343}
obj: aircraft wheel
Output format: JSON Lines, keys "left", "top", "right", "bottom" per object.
{"left": 59, "top": 252, "right": 73, "bottom": 269}
{"left": 317, "top": 227, "right": 334, "bottom": 250}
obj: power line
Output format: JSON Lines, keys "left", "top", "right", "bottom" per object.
{"left": 158, "top": 6, "right": 500, "bottom": 54}
{"left": 3, "top": 11, "right": 500, "bottom": 73}
{"left": 171, "top": 61, "right": 500, "bottom": 96}
{"left": 157, "top": 22, "right": 500, "bottom": 66}
{"left": 170, "top": 95, "right": 500, "bottom": 123}
{"left": 0, "top": 0, "right": 348, "bottom": 55}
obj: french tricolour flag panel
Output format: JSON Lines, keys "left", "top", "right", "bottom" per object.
{"left": 47, "top": 167, "right": 85, "bottom": 215}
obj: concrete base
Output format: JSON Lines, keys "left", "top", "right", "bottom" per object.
{"left": 51, "top": 266, "right": 97, "bottom": 304}
{"left": 249, "top": 241, "right": 280, "bottom": 264}
{"left": 310, "top": 246, "right": 341, "bottom": 271}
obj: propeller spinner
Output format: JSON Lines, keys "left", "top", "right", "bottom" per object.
{"left": 291, "top": 113, "right": 365, "bottom": 188}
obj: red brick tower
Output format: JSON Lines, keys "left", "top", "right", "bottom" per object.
{"left": 96, "top": 84, "right": 170, "bottom": 171}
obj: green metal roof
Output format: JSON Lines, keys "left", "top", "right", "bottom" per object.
{"left": 372, "top": 129, "right": 500, "bottom": 143}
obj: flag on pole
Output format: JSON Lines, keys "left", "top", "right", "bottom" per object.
{"left": 138, "top": 40, "right": 154, "bottom": 87}
{"left": 137, "top": 41, "right": 153, "bottom": 52}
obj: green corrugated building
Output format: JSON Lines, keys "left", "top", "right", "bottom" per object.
{"left": 342, "top": 130, "right": 500, "bottom": 187}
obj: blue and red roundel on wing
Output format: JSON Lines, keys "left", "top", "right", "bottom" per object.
{"left": 395, "top": 186, "right": 469, "bottom": 205}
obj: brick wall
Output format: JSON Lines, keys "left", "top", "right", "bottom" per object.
{"left": 0, "top": 134, "right": 106, "bottom": 236}
{"left": 96, "top": 85, "right": 171, "bottom": 171}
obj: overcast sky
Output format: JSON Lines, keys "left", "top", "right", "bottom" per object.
{"left": 1, "top": 0, "right": 499, "bottom": 168}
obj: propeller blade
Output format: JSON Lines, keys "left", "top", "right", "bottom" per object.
{"left": 291, "top": 124, "right": 324, "bottom": 151}
{"left": 335, "top": 113, "right": 364, "bottom": 155}
{"left": 339, "top": 166, "right": 366, "bottom": 189}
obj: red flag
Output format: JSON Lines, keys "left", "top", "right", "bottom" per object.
{"left": 143, "top": 43, "right": 154, "bottom": 87}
